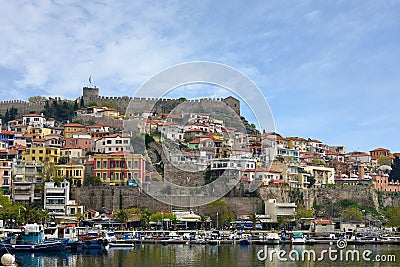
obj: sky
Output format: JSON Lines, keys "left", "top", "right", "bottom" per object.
{"left": 1, "top": 1, "right": 399, "bottom": 152}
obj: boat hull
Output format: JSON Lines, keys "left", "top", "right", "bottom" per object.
{"left": 0, "top": 242, "right": 65, "bottom": 252}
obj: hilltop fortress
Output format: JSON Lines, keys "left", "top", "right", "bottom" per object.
{"left": 0, "top": 87, "right": 241, "bottom": 116}
{"left": 82, "top": 87, "right": 241, "bottom": 116}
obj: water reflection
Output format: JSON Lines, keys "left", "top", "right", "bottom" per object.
{"left": 4, "top": 244, "right": 399, "bottom": 267}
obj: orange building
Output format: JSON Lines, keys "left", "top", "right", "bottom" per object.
{"left": 64, "top": 123, "right": 86, "bottom": 138}
{"left": 372, "top": 167, "right": 400, "bottom": 192}
{"left": 370, "top": 148, "right": 391, "bottom": 161}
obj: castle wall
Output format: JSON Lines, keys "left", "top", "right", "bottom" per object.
{"left": 0, "top": 100, "right": 46, "bottom": 116}
{"left": 82, "top": 87, "right": 241, "bottom": 116}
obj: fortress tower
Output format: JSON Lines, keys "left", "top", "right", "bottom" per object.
{"left": 82, "top": 87, "right": 99, "bottom": 103}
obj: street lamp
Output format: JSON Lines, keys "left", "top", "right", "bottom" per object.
{"left": 161, "top": 212, "right": 164, "bottom": 231}
{"left": 216, "top": 212, "right": 219, "bottom": 230}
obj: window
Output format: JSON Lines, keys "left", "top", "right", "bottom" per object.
{"left": 103, "top": 161, "right": 107, "bottom": 168}
{"left": 134, "top": 173, "right": 138, "bottom": 179}
{"left": 107, "top": 140, "right": 112, "bottom": 144}
{"left": 97, "top": 161, "right": 101, "bottom": 168}
{"left": 134, "top": 161, "right": 138, "bottom": 168}
{"left": 103, "top": 173, "right": 107, "bottom": 180}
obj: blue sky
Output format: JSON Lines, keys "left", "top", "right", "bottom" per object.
{"left": 1, "top": 1, "right": 399, "bottom": 152}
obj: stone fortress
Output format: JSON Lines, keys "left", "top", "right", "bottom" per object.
{"left": 0, "top": 87, "right": 241, "bottom": 117}
{"left": 82, "top": 87, "right": 241, "bottom": 116}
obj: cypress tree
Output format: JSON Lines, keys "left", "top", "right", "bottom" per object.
{"left": 389, "top": 156, "right": 400, "bottom": 182}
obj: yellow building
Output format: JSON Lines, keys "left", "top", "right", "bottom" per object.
{"left": 23, "top": 147, "right": 60, "bottom": 163}
{"left": 27, "top": 126, "right": 52, "bottom": 139}
{"left": 64, "top": 123, "right": 86, "bottom": 138}
{"left": 102, "top": 108, "right": 119, "bottom": 118}
{"left": 304, "top": 165, "right": 335, "bottom": 186}
{"left": 93, "top": 151, "right": 146, "bottom": 186}
{"left": 54, "top": 163, "right": 85, "bottom": 186}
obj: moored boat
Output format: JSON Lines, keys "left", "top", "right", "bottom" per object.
{"left": 0, "top": 224, "right": 65, "bottom": 252}
{"left": 291, "top": 232, "right": 306, "bottom": 245}
{"left": 266, "top": 233, "right": 280, "bottom": 245}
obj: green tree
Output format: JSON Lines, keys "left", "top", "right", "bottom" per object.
{"left": 84, "top": 175, "right": 102, "bottom": 186}
{"left": 80, "top": 96, "right": 85, "bottom": 108}
{"left": 343, "top": 207, "right": 363, "bottom": 221}
{"left": 205, "top": 199, "right": 235, "bottom": 229}
{"left": 389, "top": 156, "right": 400, "bottom": 182}
{"left": 28, "top": 96, "right": 47, "bottom": 103}
{"left": 87, "top": 102, "right": 98, "bottom": 107}
{"left": 101, "top": 101, "right": 116, "bottom": 108}
{"left": 140, "top": 209, "right": 151, "bottom": 229}
{"left": 308, "top": 176, "right": 316, "bottom": 188}
{"left": 377, "top": 155, "right": 391, "bottom": 166}
{"left": 384, "top": 207, "right": 400, "bottom": 227}
{"left": 73, "top": 99, "right": 79, "bottom": 110}
{"left": 296, "top": 207, "right": 314, "bottom": 220}
{"left": 115, "top": 209, "right": 129, "bottom": 229}
{"left": 58, "top": 157, "right": 69, "bottom": 164}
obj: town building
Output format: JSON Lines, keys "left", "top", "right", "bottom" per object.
{"left": 64, "top": 123, "right": 86, "bottom": 138}
{"left": 0, "top": 159, "right": 12, "bottom": 197}
{"left": 54, "top": 163, "right": 85, "bottom": 186}
{"left": 22, "top": 113, "right": 46, "bottom": 128}
{"left": 44, "top": 180, "right": 84, "bottom": 220}
{"left": 12, "top": 162, "right": 43, "bottom": 205}
{"left": 264, "top": 199, "right": 297, "bottom": 223}
{"left": 93, "top": 151, "right": 146, "bottom": 186}
{"left": 370, "top": 148, "right": 391, "bottom": 161}
{"left": 93, "top": 134, "right": 131, "bottom": 154}
{"left": 22, "top": 147, "right": 60, "bottom": 163}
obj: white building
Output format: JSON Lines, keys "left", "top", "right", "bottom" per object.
{"left": 93, "top": 134, "right": 131, "bottom": 153}
{"left": 44, "top": 180, "right": 84, "bottom": 219}
{"left": 22, "top": 113, "right": 46, "bottom": 128}
{"left": 264, "top": 199, "right": 297, "bottom": 223}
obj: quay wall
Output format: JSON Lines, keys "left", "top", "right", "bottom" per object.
{"left": 71, "top": 186, "right": 263, "bottom": 213}
{"left": 71, "top": 185, "right": 399, "bottom": 214}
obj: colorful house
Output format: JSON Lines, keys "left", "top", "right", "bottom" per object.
{"left": 93, "top": 151, "right": 146, "bottom": 186}
{"left": 22, "top": 147, "right": 60, "bottom": 163}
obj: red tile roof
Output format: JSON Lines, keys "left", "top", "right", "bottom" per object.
{"left": 64, "top": 123, "right": 85, "bottom": 127}
{"left": 23, "top": 114, "right": 43, "bottom": 117}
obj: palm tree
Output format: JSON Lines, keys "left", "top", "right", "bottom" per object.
{"left": 115, "top": 209, "right": 129, "bottom": 230}
{"left": 140, "top": 209, "right": 151, "bottom": 230}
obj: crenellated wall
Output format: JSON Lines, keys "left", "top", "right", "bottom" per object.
{"left": 0, "top": 100, "right": 47, "bottom": 115}
{"left": 82, "top": 87, "right": 240, "bottom": 116}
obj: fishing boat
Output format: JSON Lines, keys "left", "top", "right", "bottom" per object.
{"left": 78, "top": 226, "right": 109, "bottom": 249}
{"left": 0, "top": 224, "right": 65, "bottom": 252}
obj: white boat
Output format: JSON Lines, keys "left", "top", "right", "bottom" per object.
{"left": 108, "top": 240, "right": 135, "bottom": 248}
{"left": 266, "top": 233, "right": 280, "bottom": 244}
{"left": 291, "top": 232, "right": 306, "bottom": 245}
